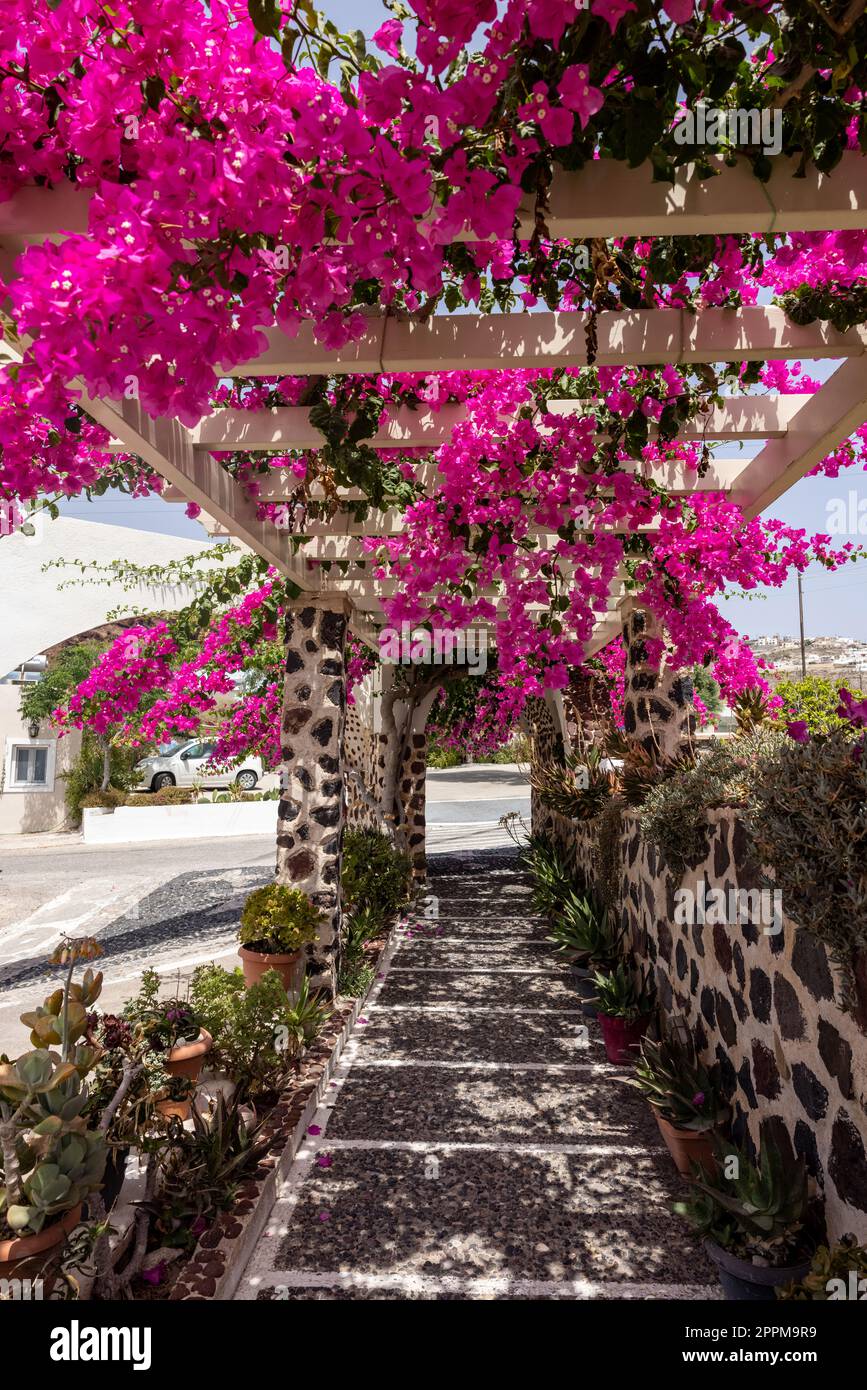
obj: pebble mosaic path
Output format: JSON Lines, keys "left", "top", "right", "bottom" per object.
{"left": 236, "top": 851, "right": 718, "bottom": 1301}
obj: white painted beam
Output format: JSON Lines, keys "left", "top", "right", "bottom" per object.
{"left": 227, "top": 308, "right": 865, "bottom": 377}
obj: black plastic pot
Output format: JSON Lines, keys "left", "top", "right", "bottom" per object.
{"left": 569, "top": 963, "right": 598, "bottom": 1019}
{"left": 704, "top": 1239, "right": 812, "bottom": 1301}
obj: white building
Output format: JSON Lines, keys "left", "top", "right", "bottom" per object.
{"left": 0, "top": 517, "right": 212, "bottom": 834}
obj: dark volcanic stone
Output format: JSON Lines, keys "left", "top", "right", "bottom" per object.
{"left": 749, "top": 967, "right": 771, "bottom": 1023}
{"left": 737, "top": 1057, "right": 757, "bottom": 1109}
{"left": 689, "top": 959, "right": 699, "bottom": 995}
{"left": 713, "top": 834, "right": 731, "bottom": 880}
{"left": 713, "top": 923, "right": 733, "bottom": 975}
{"left": 794, "top": 1121, "right": 823, "bottom": 1182}
{"left": 656, "top": 918, "right": 673, "bottom": 965}
{"left": 792, "top": 1063, "right": 829, "bottom": 1121}
{"left": 675, "top": 940, "right": 688, "bottom": 982}
{"left": 751, "top": 1040, "right": 781, "bottom": 1100}
{"left": 817, "top": 1020, "right": 854, "bottom": 1100}
{"left": 715, "top": 1043, "right": 737, "bottom": 1098}
{"left": 700, "top": 987, "right": 716, "bottom": 1028}
{"left": 732, "top": 941, "right": 746, "bottom": 990}
{"left": 791, "top": 931, "right": 834, "bottom": 1003}
{"left": 828, "top": 1111, "right": 867, "bottom": 1211}
{"left": 773, "top": 975, "right": 806, "bottom": 1041}
{"left": 759, "top": 1116, "right": 794, "bottom": 1170}
{"left": 714, "top": 991, "right": 737, "bottom": 1047}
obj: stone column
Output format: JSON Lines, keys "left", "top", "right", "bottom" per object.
{"left": 276, "top": 599, "right": 349, "bottom": 996}
{"left": 397, "top": 686, "right": 439, "bottom": 882}
{"left": 621, "top": 603, "right": 695, "bottom": 760}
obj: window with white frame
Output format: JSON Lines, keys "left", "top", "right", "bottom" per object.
{"left": 3, "top": 739, "right": 56, "bottom": 793}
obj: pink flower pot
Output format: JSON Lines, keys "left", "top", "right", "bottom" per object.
{"left": 599, "top": 1012, "right": 650, "bottom": 1063}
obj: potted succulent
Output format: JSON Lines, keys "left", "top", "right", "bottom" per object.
{"left": 1, "top": 938, "right": 108, "bottom": 1283}
{"left": 633, "top": 1020, "right": 728, "bottom": 1178}
{"left": 548, "top": 890, "right": 624, "bottom": 1018}
{"left": 239, "top": 884, "right": 321, "bottom": 995}
{"left": 121, "top": 970, "right": 211, "bottom": 1121}
{"left": 675, "top": 1137, "right": 817, "bottom": 1301}
{"left": 777, "top": 1236, "right": 867, "bottom": 1300}
{"left": 591, "top": 962, "right": 655, "bottom": 1062}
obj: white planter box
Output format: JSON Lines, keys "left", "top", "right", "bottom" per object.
{"left": 82, "top": 800, "right": 279, "bottom": 844}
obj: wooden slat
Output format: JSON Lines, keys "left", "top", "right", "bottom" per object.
{"left": 227, "top": 308, "right": 865, "bottom": 377}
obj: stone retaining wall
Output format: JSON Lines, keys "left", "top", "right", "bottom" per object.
{"left": 548, "top": 806, "right": 867, "bottom": 1243}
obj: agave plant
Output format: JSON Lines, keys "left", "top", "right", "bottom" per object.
{"left": 529, "top": 749, "right": 618, "bottom": 820}
{"left": 522, "top": 836, "right": 580, "bottom": 918}
{"left": 674, "top": 1136, "right": 810, "bottom": 1266}
{"left": 633, "top": 1020, "right": 728, "bottom": 1133}
{"left": 591, "top": 962, "right": 655, "bottom": 1022}
{"left": 548, "top": 890, "right": 623, "bottom": 967}
{"left": 733, "top": 686, "right": 772, "bottom": 734}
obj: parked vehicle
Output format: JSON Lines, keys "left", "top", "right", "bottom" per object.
{"left": 133, "top": 739, "right": 261, "bottom": 792}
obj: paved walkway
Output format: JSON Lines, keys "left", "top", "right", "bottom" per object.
{"left": 237, "top": 851, "right": 717, "bottom": 1301}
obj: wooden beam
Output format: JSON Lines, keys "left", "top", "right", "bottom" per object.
{"left": 227, "top": 308, "right": 865, "bottom": 377}
{"left": 190, "top": 394, "right": 802, "bottom": 455}
{"left": 732, "top": 357, "right": 867, "bottom": 518}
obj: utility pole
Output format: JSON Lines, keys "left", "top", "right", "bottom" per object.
{"left": 797, "top": 571, "right": 807, "bottom": 679}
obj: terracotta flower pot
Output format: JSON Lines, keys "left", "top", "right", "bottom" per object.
{"left": 239, "top": 945, "right": 305, "bottom": 998}
{"left": 0, "top": 1203, "right": 83, "bottom": 1285}
{"left": 164, "top": 1028, "right": 212, "bottom": 1082}
{"left": 599, "top": 1012, "right": 650, "bottom": 1063}
{"left": 654, "top": 1110, "right": 717, "bottom": 1180}
{"left": 704, "top": 1239, "right": 812, "bottom": 1302}
{"left": 155, "top": 1029, "right": 212, "bottom": 1121}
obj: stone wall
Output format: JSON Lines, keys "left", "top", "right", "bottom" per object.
{"left": 548, "top": 806, "right": 867, "bottom": 1243}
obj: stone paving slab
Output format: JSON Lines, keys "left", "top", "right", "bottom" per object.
{"left": 376, "top": 968, "right": 583, "bottom": 1011}
{"left": 265, "top": 1146, "right": 716, "bottom": 1287}
{"left": 325, "top": 1065, "right": 663, "bottom": 1144}
{"left": 402, "top": 917, "right": 552, "bottom": 941}
{"left": 356, "top": 1008, "right": 602, "bottom": 1064}
{"left": 392, "top": 940, "right": 562, "bottom": 969}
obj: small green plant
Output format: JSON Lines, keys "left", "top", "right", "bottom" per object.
{"left": 548, "top": 890, "right": 622, "bottom": 967}
{"left": 747, "top": 730, "right": 867, "bottom": 1010}
{"left": 674, "top": 1137, "right": 811, "bottom": 1266}
{"left": 521, "top": 835, "right": 583, "bottom": 918}
{"left": 591, "top": 962, "right": 655, "bottom": 1022}
{"left": 633, "top": 1020, "right": 727, "bottom": 1133}
{"left": 239, "top": 885, "right": 322, "bottom": 955}
{"left": 338, "top": 906, "right": 382, "bottom": 997}
{"left": 777, "top": 1236, "right": 867, "bottom": 1299}
{"left": 190, "top": 964, "right": 304, "bottom": 1093}
{"left": 285, "top": 975, "right": 332, "bottom": 1047}
{"left": 530, "top": 747, "right": 618, "bottom": 820}
{"left": 342, "top": 828, "right": 412, "bottom": 926}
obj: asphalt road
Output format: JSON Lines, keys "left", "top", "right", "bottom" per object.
{"left": 0, "top": 765, "right": 530, "bottom": 1054}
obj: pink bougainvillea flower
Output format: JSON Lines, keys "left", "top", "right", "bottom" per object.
{"left": 591, "top": 0, "right": 637, "bottom": 31}
{"left": 372, "top": 18, "right": 403, "bottom": 57}
{"left": 786, "top": 720, "right": 810, "bottom": 743}
{"left": 558, "top": 65, "right": 605, "bottom": 129}
{"left": 318, "top": 1210, "right": 331, "bottom": 1222}
{"left": 663, "top": 0, "right": 695, "bottom": 21}
{"left": 307, "top": 1124, "right": 322, "bottom": 1136}
{"left": 318, "top": 1153, "right": 334, "bottom": 1169}
{"left": 140, "top": 1263, "right": 166, "bottom": 1286}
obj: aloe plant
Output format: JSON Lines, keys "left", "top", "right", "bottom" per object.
{"left": 674, "top": 1136, "right": 810, "bottom": 1265}
{"left": 591, "top": 963, "right": 655, "bottom": 1021}
{"left": 548, "top": 890, "right": 623, "bottom": 966}
{"left": 633, "top": 1020, "right": 728, "bottom": 1132}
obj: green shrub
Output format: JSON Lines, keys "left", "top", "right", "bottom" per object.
{"left": 772, "top": 675, "right": 854, "bottom": 735}
{"left": 426, "top": 744, "right": 463, "bottom": 769}
{"left": 341, "top": 828, "right": 412, "bottom": 926}
{"left": 640, "top": 731, "right": 784, "bottom": 875}
{"left": 746, "top": 730, "right": 867, "bottom": 1009}
{"left": 61, "top": 734, "right": 141, "bottom": 824}
{"left": 80, "top": 787, "right": 127, "bottom": 810}
{"left": 190, "top": 964, "right": 331, "bottom": 1092}
{"left": 338, "top": 905, "right": 382, "bottom": 998}
{"left": 189, "top": 964, "right": 299, "bottom": 1093}
{"left": 239, "top": 884, "right": 322, "bottom": 955}
{"left": 143, "top": 785, "right": 198, "bottom": 806}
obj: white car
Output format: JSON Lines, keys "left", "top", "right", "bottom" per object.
{"left": 133, "top": 739, "right": 262, "bottom": 793}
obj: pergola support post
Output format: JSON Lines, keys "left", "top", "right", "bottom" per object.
{"left": 276, "top": 597, "right": 350, "bottom": 997}
{"left": 621, "top": 602, "right": 695, "bottom": 760}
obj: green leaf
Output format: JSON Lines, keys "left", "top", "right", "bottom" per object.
{"left": 248, "top": 0, "right": 281, "bottom": 40}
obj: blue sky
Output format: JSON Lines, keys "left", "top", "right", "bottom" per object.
{"left": 55, "top": 0, "right": 867, "bottom": 643}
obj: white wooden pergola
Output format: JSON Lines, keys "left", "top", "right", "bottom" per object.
{"left": 2, "top": 152, "right": 867, "bottom": 661}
